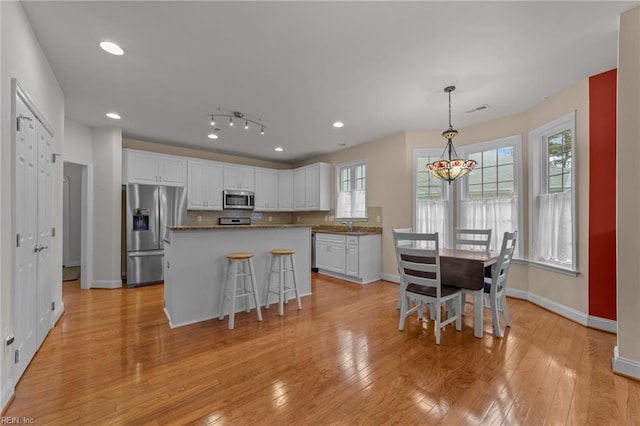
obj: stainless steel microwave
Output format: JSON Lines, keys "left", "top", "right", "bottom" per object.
{"left": 223, "top": 190, "right": 255, "bottom": 210}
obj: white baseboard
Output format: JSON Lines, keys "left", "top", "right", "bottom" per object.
{"left": 91, "top": 279, "right": 122, "bottom": 289}
{"left": 613, "top": 345, "right": 640, "bottom": 379}
{"left": 506, "top": 288, "right": 616, "bottom": 333}
{"left": 316, "top": 269, "right": 379, "bottom": 285}
{"left": 381, "top": 272, "right": 400, "bottom": 283}
{"left": 588, "top": 315, "right": 617, "bottom": 333}
{"left": 53, "top": 302, "right": 65, "bottom": 325}
{"left": 1, "top": 379, "right": 15, "bottom": 414}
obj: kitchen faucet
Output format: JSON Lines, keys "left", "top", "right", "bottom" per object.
{"left": 341, "top": 220, "right": 353, "bottom": 231}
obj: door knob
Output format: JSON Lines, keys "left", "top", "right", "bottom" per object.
{"left": 33, "top": 244, "right": 42, "bottom": 253}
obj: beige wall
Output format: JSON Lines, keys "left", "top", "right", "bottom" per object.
{"left": 296, "top": 132, "right": 409, "bottom": 274}
{"left": 617, "top": 6, "right": 640, "bottom": 365}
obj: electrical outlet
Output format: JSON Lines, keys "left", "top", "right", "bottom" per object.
{"left": 268, "top": 216, "right": 272, "bottom": 222}
{"left": 197, "top": 216, "right": 202, "bottom": 222}
{"left": 324, "top": 216, "right": 328, "bottom": 222}
{"left": 376, "top": 216, "right": 381, "bottom": 223}
{"left": 297, "top": 216, "right": 301, "bottom": 222}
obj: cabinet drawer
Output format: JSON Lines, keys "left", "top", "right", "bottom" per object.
{"left": 346, "top": 236, "right": 359, "bottom": 245}
{"left": 315, "top": 233, "right": 346, "bottom": 244}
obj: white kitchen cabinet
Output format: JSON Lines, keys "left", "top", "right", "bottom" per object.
{"left": 293, "top": 162, "right": 330, "bottom": 211}
{"left": 223, "top": 164, "right": 255, "bottom": 191}
{"left": 187, "top": 160, "right": 223, "bottom": 210}
{"left": 293, "top": 168, "right": 306, "bottom": 210}
{"left": 315, "top": 233, "right": 381, "bottom": 284}
{"left": 254, "top": 168, "right": 279, "bottom": 211}
{"left": 278, "top": 170, "right": 294, "bottom": 211}
{"left": 315, "top": 233, "right": 346, "bottom": 274}
{"left": 123, "top": 149, "right": 187, "bottom": 186}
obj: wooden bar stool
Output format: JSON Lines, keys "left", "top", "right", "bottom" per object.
{"left": 219, "top": 252, "right": 262, "bottom": 329}
{"left": 265, "top": 248, "right": 302, "bottom": 315}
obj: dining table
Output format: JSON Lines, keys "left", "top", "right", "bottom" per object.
{"left": 439, "top": 248, "right": 498, "bottom": 338}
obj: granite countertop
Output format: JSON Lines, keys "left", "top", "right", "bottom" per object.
{"left": 311, "top": 225, "right": 382, "bottom": 236}
{"left": 168, "top": 224, "right": 313, "bottom": 231}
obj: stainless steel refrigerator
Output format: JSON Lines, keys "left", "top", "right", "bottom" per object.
{"left": 126, "top": 183, "right": 187, "bottom": 287}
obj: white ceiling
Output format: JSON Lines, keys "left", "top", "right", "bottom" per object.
{"left": 21, "top": 1, "right": 637, "bottom": 164}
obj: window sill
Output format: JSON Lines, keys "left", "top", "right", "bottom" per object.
{"left": 512, "top": 258, "right": 578, "bottom": 277}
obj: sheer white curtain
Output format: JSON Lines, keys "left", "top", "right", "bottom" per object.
{"left": 459, "top": 197, "right": 518, "bottom": 252}
{"left": 533, "top": 190, "right": 572, "bottom": 265}
{"left": 336, "top": 190, "right": 366, "bottom": 218}
{"left": 415, "top": 200, "right": 450, "bottom": 243}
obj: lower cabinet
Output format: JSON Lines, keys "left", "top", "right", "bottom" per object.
{"left": 315, "top": 233, "right": 381, "bottom": 284}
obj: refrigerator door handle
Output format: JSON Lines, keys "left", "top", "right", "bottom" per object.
{"left": 128, "top": 250, "right": 164, "bottom": 258}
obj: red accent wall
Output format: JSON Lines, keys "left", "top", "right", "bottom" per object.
{"left": 589, "top": 69, "right": 617, "bottom": 320}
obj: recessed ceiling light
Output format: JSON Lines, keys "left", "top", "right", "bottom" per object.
{"left": 208, "top": 132, "right": 219, "bottom": 140}
{"left": 333, "top": 121, "right": 344, "bottom": 128}
{"left": 274, "top": 146, "right": 284, "bottom": 152}
{"left": 106, "top": 112, "right": 121, "bottom": 120}
{"left": 99, "top": 41, "right": 124, "bottom": 56}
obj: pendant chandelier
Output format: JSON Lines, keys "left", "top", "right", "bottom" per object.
{"left": 426, "top": 86, "right": 476, "bottom": 183}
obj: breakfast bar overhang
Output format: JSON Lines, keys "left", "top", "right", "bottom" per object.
{"left": 163, "top": 224, "right": 312, "bottom": 328}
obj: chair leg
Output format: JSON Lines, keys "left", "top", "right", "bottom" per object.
{"left": 265, "top": 255, "right": 276, "bottom": 309}
{"left": 278, "top": 256, "right": 284, "bottom": 315}
{"left": 219, "top": 259, "right": 229, "bottom": 320}
{"left": 242, "top": 260, "right": 251, "bottom": 313}
{"left": 490, "top": 294, "right": 503, "bottom": 338}
{"left": 289, "top": 255, "right": 302, "bottom": 310}
{"left": 248, "top": 258, "right": 262, "bottom": 322}
{"left": 228, "top": 261, "right": 238, "bottom": 330}
{"left": 501, "top": 293, "right": 511, "bottom": 327}
{"left": 455, "top": 294, "right": 462, "bottom": 331}
{"left": 398, "top": 295, "right": 409, "bottom": 331}
{"left": 435, "top": 303, "right": 442, "bottom": 345}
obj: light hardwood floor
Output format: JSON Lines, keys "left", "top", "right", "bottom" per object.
{"left": 5, "top": 274, "right": 640, "bottom": 425}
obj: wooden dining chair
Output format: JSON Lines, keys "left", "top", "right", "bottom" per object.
{"left": 484, "top": 231, "right": 517, "bottom": 338}
{"left": 455, "top": 228, "right": 492, "bottom": 252}
{"left": 393, "top": 230, "right": 462, "bottom": 344}
{"left": 393, "top": 227, "right": 413, "bottom": 309}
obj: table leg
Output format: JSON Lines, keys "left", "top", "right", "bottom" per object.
{"left": 473, "top": 289, "right": 484, "bottom": 338}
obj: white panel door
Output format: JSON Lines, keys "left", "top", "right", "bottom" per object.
{"left": 36, "top": 121, "right": 54, "bottom": 347}
{"left": 14, "top": 96, "right": 39, "bottom": 382}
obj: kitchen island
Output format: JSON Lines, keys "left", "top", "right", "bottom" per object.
{"left": 163, "top": 224, "right": 312, "bottom": 328}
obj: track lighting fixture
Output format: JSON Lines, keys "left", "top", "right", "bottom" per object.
{"left": 206, "top": 111, "right": 266, "bottom": 141}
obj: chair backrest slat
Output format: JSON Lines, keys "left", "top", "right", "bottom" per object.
{"left": 393, "top": 229, "right": 441, "bottom": 293}
{"left": 491, "top": 231, "right": 518, "bottom": 295}
{"left": 455, "top": 228, "right": 492, "bottom": 252}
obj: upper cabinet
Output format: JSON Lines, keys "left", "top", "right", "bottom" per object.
{"left": 223, "top": 164, "right": 255, "bottom": 191}
{"left": 187, "top": 160, "right": 223, "bottom": 210}
{"left": 254, "top": 168, "right": 279, "bottom": 211}
{"left": 293, "top": 162, "right": 330, "bottom": 211}
{"left": 278, "top": 170, "right": 294, "bottom": 211}
{"left": 123, "top": 149, "right": 187, "bottom": 186}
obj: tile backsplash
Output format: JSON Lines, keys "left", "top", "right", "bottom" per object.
{"left": 186, "top": 206, "right": 382, "bottom": 227}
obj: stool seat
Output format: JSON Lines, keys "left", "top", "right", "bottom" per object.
{"left": 225, "top": 252, "right": 254, "bottom": 260}
{"left": 270, "top": 248, "right": 296, "bottom": 256}
{"left": 265, "top": 248, "right": 301, "bottom": 315}
{"left": 219, "top": 251, "right": 262, "bottom": 329}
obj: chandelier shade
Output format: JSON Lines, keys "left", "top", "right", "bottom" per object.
{"left": 427, "top": 86, "right": 476, "bottom": 183}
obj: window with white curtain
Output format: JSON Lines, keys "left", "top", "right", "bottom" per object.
{"left": 529, "top": 111, "right": 576, "bottom": 271}
{"left": 458, "top": 135, "right": 523, "bottom": 254}
{"left": 336, "top": 160, "right": 367, "bottom": 219}
{"left": 413, "top": 149, "right": 451, "bottom": 246}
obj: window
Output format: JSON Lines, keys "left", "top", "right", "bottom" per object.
{"left": 336, "top": 160, "right": 366, "bottom": 219}
{"left": 413, "top": 149, "right": 451, "bottom": 245}
{"left": 529, "top": 111, "right": 576, "bottom": 271}
{"left": 458, "top": 135, "right": 523, "bottom": 253}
